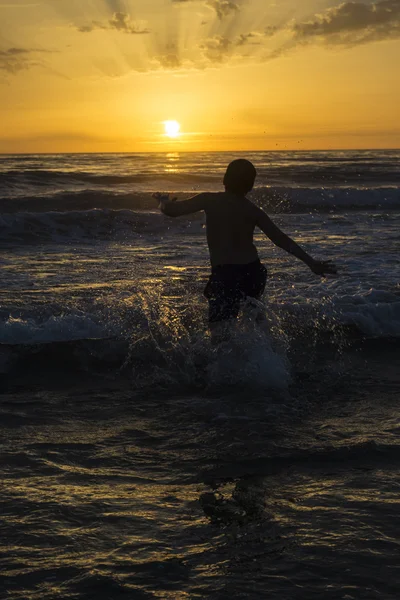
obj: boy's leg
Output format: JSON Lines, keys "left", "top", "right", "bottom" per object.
{"left": 208, "top": 295, "right": 241, "bottom": 345}
{"left": 241, "top": 262, "right": 268, "bottom": 324}
{"left": 204, "top": 267, "right": 243, "bottom": 344}
{"left": 209, "top": 320, "right": 232, "bottom": 346}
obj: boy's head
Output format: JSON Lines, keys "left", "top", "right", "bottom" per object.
{"left": 223, "top": 159, "right": 257, "bottom": 196}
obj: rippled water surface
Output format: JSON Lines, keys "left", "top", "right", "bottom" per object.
{"left": 2, "top": 343, "right": 399, "bottom": 599}
{"left": 1, "top": 151, "right": 399, "bottom": 599}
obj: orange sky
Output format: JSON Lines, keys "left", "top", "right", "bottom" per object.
{"left": 1, "top": 0, "right": 399, "bottom": 152}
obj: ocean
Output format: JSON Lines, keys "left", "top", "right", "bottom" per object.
{"left": 1, "top": 150, "right": 399, "bottom": 599}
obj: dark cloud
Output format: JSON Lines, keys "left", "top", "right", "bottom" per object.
{"left": 200, "top": 31, "right": 262, "bottom": 63}
{"left": 265, "top": 25, "right": 279, "bottom": 37}
{"left": 109, "top": 11, "right": 149, "bottom": 33}
{"left": 293, "top": 0, "right": 400, "bottom": 45}
{"left": 171, "top": 0, "right": 239, "bottom": 20}
{"left": 206, "top": 0, "right": 239, "bottom": 19}
{"left": 104, "top": 0, "right": 126, "bottom": 13}
{"left": 261, "top": 1, "right": 400, "bottom": 62}
{"left": 153, "top": 44, "right": 183, "bottom": 69}
{"left": 0, "top": 46, "right": 53, "bottom": 74}
{"left": 78, "top": 11, "right": 150, "bottom": 34}
{"left": 78, "top": 24, "right": 100, "bottom": 33}
{"left": 236, "top": 32, "right": 261, "bottom": 46}
{"left": 4, "top": 47, "right": 29, "bottom": 55}
{"left": 201, "top": 35, "right": 232, "bottom": 61}
{"left": 150, "top": 28, "right": 260, "bottom": 71}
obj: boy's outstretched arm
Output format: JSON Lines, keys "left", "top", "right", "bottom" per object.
{"left": 256, "top": 208, "right": 337, "bottom": 276}
{"left": 154, "top": 192, "right": 212, "bottom": 217}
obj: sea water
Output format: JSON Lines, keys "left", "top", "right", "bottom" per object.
{"left": 1, "top": 151, "right": 399, "bottom": 599}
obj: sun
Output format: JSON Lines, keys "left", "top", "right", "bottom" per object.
{"left": 164, "top": 120, "right": 181, "bottom": 138}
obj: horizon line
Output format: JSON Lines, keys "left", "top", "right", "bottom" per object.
{"left": 1, "top": 147, "right": 399, "bottom": 156}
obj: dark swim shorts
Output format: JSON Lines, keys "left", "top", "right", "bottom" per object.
{"left": 204, "top": 259, "right": 267, "bottom": 323}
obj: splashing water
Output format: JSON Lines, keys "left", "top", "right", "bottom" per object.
{"left": 125, "top": 289, "right": 291, "bottom": 391}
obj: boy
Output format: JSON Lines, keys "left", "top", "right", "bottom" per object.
{"left": 154, "top": 159, "right": 336, "bottom": 338}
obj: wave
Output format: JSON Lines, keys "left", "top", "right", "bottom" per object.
{"left": 253, "top": 186, "right": 400, "bottom": 212}
{"left": 0, "top": 190, "right": 156, "bottom": 213}
{"left": 2, "top": 163, "right": 400, "bottom": 191}
{"left": 0, "top": 169, "right": 221, "bottom": 188}
{"left": 0, "top": 317, "right": 292, "bottom": 391}
{"left": 276, "top": 288, "right": 400, "bottom": 339}
{"left": 1, "top": 323, "right": 398, "bottom": 393}
{"left": 1, "top": 187, "right": 400, "bottom": 218}
{"left": 1, "top": 191, "right": 400, "bottom": 244}
{"left": 0, "top": 208, "right": 176, "bottom": 243}
{"left": 1, "top": 289, "right": 399, "bottom": 383}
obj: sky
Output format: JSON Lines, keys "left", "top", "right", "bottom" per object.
{"left": 0, "top": 0, "right": 399, "bottom": 152}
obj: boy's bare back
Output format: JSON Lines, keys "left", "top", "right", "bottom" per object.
{"left": 156, "top": 159, "right": 336, "bottom": 278}
{"left": 202, "top": 191, "right": 260, "bottom": 267}
{"left": 161, "top": 191, "right": 260, "bottom": 266}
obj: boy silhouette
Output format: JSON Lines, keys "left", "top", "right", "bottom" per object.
{"left": 155, "top": 159, "right": 336, "bottom": 339}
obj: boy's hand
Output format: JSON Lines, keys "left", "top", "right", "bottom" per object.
{"left": 309, "top": 259, "right": 337, "bottom": 277}
{"left": 153, "top": 192, "right": 177, "bottom": 211}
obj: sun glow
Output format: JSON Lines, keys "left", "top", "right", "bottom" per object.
{"left": 164, "top": 120, "right": 181, "bottom": 138}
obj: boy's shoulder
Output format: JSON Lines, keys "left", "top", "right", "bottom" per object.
{"left": 201, "top": 191, "right": 225, "bottom": 205}
{"left": 204, "top": 191, "right": 260, "bottom": 211}
{"left": 206, "top": 192, "right": 259, "bottom": 208}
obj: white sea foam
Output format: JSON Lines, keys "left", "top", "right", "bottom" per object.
{"left": 206, "top": 325, "right": 291, "bottom": 390}
{"left": 0, "top": 314, "right": 109, "bottom": 344}
{"left": 333, "top": 290, "right": 400, "bottom": 337}
{"left": 1, "top": 285, "right": 399, "bottom": 349}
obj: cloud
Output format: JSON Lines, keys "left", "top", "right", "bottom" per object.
{"left": 200, "top": 32, "right": 262, "bottom": 63}
{"left": 104, "top": 0, "right": 126, "bottom": 13}
{"left": 201, "top": 35, "right": 232, "bottom": 61}
{"left": 236, "top": 32, "right": 262, "bottom": 46}
{"left": 0, "top": 47, "right": 53, "bottom": 74}
{"left": 78, "top": 25, "right": 98, "bottom": 33}
{"left": 260, "top": 1, "right": 400, "bottom": 62}
{"left": 265, "top": 25, "right": 279, "bottom": 37}
{"left": 78, "top": 11, "right": 150, "bottom": 34}
{"left": 293, "top": 0, "right": 400, "bottom": 46}
{"left": 206, "top": 0, "right": 239, "bottom": 19}
{"left": 148, "top": 30, "right": 259, "bottom": 71}
{"left": 2, "top": 47, "right": 28, "bottom": 55}
{"left": 153, "top": 44, "right": 183, "bottom": 69}
{"left": 171, "top": 0, "right": 239, "bottom": 20}
{"left": 109, "top": 11, "right": 149, "bottom": 33}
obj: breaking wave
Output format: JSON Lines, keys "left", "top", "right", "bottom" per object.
{"left": 0, "top": 306, "right": 292, "bottom": 392}
{"left": 1, "top": 288, "right": 399, "bottom": 390}
{"left": 1, "top": 187, "right": 399, "bottom": 215}
{"left": 1, "top": 188, "right": 400, "bottom": 244}
{"left": 0, "top": 208, "right": 174, "bottom": 244}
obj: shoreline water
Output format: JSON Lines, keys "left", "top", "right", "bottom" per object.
{"left": 1, "top": 150, "right": 399, "bottom": 599}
